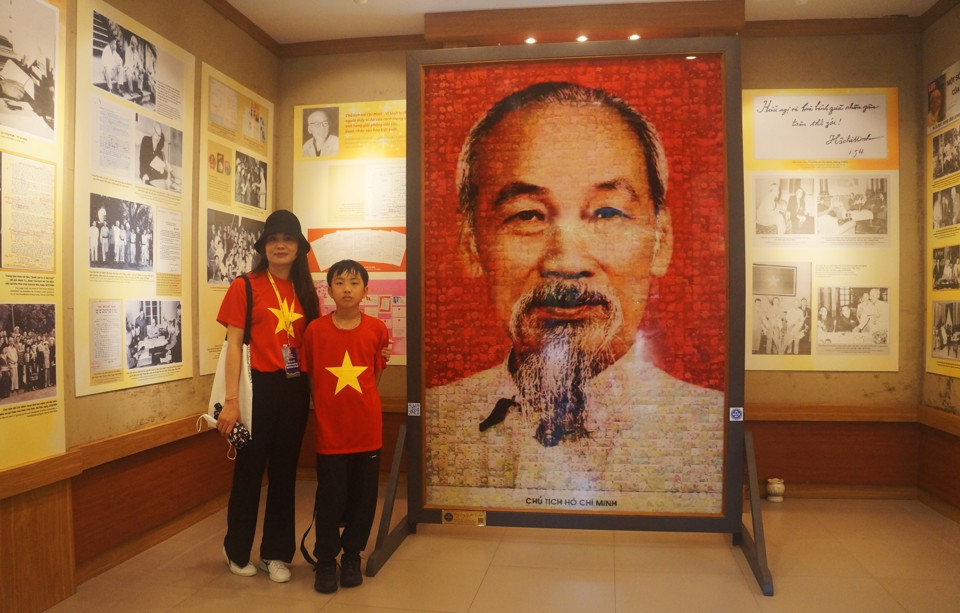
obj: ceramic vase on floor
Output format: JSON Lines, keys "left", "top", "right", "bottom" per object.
{"left": 766, "top": 478, "right": 785, "bottom": 502}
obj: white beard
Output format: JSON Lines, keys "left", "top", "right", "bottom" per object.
{"left": 508, "top": 280, "right": 623, "bottom": 446}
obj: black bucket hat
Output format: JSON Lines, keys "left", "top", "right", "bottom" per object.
{"left": 254, "top": 209, "right": 311, "bottom": 254}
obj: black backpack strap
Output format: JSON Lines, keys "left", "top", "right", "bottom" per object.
{"left": 299, "top": 488, "right": 318, "bottom": 567}
{"left": 241, "top": 274, "right": 253, "bottom": 345}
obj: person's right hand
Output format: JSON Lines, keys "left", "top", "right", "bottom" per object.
{"left": 217, "top": 397, "right": 240, "bottom": 437}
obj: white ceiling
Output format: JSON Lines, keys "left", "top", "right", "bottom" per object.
{"left": 225, "top": 0, "right": 942, "bottom": 45}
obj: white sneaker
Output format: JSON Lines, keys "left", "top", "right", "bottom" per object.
{"left": 223, "top": 547, "right": 257, "bottom": 577}
{"left": 258, "top": 559, "right": 292, "bottom": 583}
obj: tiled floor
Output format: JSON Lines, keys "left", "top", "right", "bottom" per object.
{"left": 48, "top": 486, "right": 960, "bottom": 612}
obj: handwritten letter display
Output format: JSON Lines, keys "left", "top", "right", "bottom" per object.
{"left": 753, "top": 94, "right": 888, "bottom": 160}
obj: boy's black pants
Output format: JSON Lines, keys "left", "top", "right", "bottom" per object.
{"left": 313, "top": 449, "right": 381, "bottom": 561}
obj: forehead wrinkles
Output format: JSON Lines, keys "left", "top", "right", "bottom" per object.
{"left": 474, "top": 104, "right": 649, "bottom": 199}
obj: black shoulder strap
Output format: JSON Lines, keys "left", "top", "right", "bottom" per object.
{"left": 300, "top": 493, "right": 318, "bottom": 567}
{"left": 241, "top": 274, "right": 253, "bottom": 345}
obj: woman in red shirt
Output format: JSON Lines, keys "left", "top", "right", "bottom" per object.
{"left": 216, "top": 210, "right": 319, "bottom": 583}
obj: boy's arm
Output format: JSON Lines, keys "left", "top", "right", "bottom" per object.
{"left": 374, "top": 326, "right": 389, "bottom": 387}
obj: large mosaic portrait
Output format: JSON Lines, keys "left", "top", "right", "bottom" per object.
{"left": 412, "top": 44, "right": 740, "bottom": 517}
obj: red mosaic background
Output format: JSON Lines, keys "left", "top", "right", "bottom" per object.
{"left": 421, "top": 54, "right": 729, "bottom": 391}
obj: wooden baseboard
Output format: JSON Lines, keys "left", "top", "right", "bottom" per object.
{"left": 918, "top": 406, "right": 960, "bottom": 437}
{"left": 76, "top": 493, "right": 228, "bottom": 584}
{"left": 754, "top": 484, "right": 918, "bottom": 500}
{"left": 919, "top": 490, "right": 960, "bottom": 524}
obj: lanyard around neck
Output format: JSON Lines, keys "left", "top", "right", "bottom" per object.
{"left": 266, "top": 271, "right": 298, "bottom": 339}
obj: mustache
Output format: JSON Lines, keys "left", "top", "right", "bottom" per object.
{"left": 508, "top": 279, "right": 624, "bottom": 354}
{"left": 518, "top": 279, "right": 614, "bottom": 312}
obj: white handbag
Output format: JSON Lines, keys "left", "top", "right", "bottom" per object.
{"left": 201, "top": 275, "right": 254, "bottom": 446}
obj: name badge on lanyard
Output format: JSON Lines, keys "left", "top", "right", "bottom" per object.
{"left": 282, "top": 344, "right": 300, "bottom": 378}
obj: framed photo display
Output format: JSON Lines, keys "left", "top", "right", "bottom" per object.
{"left": 407, "top": 37, "right": 745, "bottom": 532}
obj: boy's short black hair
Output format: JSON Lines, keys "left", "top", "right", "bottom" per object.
{"left": 326, "top": 259, "right": 369, "bottom": 286}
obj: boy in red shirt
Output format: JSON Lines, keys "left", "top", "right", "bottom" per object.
{"left": 302, "top": 260, "right": 389, "bottom": 593}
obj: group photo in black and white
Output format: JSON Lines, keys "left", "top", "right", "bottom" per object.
{"left": 0, "top": 0, "right": 57, "bottom": 139}
{"left": 815, "top": 176, "right": 889, "bottom": 236}
{"left": 233, "top": 151, "right": 266, "bottom": 208}
{"left": 0, "top": 303, "right": 56, "bottom": 404}
{"left": 933, "top": 124, "right": 960, "bottom": 180}
{"left": 91, "top": 11, "right": 158, "bottom": 110}
{"left": 932, "top": 184, "right": 959, "bottom": 229}
{"left": 124, "top": 300, "right": 181, "bottom": 369}
{"left": 934, "top": 245, "right": 960, "bottom": 290}
{"left": 88, "top": 194, "right": 154, "bottom": 272}
{"left": 206, "top": 209, "right": 263, "bottom": 285}
{"left": 751, "top": 263, "right": 812, "bottom": 355}
{"left": 817, "top": 286, "right": 891, "bottom": 346}
{"left": 932, "top": 301, "right": 960, "bottom": 359}
{"left": 753, "top": 177, "right": 815, "bottom": 236}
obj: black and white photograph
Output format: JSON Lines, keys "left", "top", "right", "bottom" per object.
{"left": 753, "top": 178, "right": 815, "bottom": 236}
{"left": 933, "top": 301, "right": 960, "bottom": 359}
{"left": 233, "top": 151, "right": 266, "bottom": 208}
{"left": 206, "top": 209, "right": 262, "bottom": 285}
{"left": 933, "top": 124, "right": 960, "bottom": 180}
{"left": 933, "top": 245, "right": 960, "bottom": 290}
{"left": 124, "top": 299, "right": 181, "bottom": 369}
{"left": 88, "top": 193, "right": 154, "bottom": 272}
{"left": 0, "top": 0, "right": 58, "bottom": 140}
{"left": 932, "top": 184, "right": 958, "bottom": 229}
{"left": 135, "top": 115, "right": 183, "bottom": 192}
{"left": 0, "top": 303, "right": 56, "bottom": 405}
{"left": 752, "top": 263, "right": 812, "bottom": 355}
{"left": 815, "top": 176, "right": 889, "bottom": 236}
{"left": 300, "top": 106, "right": 339, "bottom": 157}
{"left": 91, "top": 11, "right": 158, "bottom": 111}
{"left": 816, "top": 286, "right": 890, "bottom": 346}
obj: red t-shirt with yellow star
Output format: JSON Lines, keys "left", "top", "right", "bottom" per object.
{"left": 216, "top": 272, "right": 306, "bottom": 372}
{"left": 302, "top": 313, "right": 388, "bottom": 454}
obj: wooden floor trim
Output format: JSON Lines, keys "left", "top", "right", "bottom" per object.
{"left": 75, "top": 492, "right": 229, "bottom": 584}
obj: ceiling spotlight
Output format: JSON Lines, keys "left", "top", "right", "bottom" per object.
{"left": 686, "top": 55, "right": 697, "bottom": 60}
{"left": 525, "top": 37, "right": 537, "bottom": 44}
{"left": 628, "top": 34, "right": 641, "bottom": 41}
{"left": 576, "top": 35, "right": 588, "bottom": 42}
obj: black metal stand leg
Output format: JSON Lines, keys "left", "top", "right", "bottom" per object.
{"left": 736, "top": 431, "right": 774, "bottom": 596}
{"left": 366, "top": 424, "right": 413, "bottom": 576}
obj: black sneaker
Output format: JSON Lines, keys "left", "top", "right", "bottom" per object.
{"left": 314, "top": 559, "right": 338, "bottom": 594}
{"left": 340, "top": 553, "right": 363, "bottom": 588}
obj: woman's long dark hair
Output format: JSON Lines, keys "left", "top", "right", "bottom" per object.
{"left": 250, "top": 249, "right": 320, "bottom": 325}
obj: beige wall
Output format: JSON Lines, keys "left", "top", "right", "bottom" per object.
{"left": 62, "top": 1, "right": 960, "bottom": 447}
{"left": 922, "top": 4, "right": 960, "bottom": 415}
{"left": 63, "top": 0, "right": 280, "bottom": 446}
{"left": 742, "top": 33, "right": 924, "bottom": 407}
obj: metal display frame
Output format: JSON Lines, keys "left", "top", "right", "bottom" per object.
{"left": 370, "top": 37, "right": 770, "bottom": 596}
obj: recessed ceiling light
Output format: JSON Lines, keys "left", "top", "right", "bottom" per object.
{"left": 628, "top": 34, "right": 641, "bottom": 41}
{"left": 525, "top": 37, "right": 536, "bottom": 44}
{"left": 577, "top": 35, "right": 588, "bottom": 42}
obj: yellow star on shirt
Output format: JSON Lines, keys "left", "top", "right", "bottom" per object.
{"left": 326, "top": 350, "right": 367, "bottom": 395}
{"left": 268, "top": 298, "right": 304, "bottom": 336}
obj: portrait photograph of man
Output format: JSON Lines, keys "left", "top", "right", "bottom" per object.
{"left": 419, "top": 54, "right": 731, "bottom": 515}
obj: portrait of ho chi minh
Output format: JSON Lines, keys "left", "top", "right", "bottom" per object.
{"left": 419, "top": 57, "right": 731, "bottom": 516}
